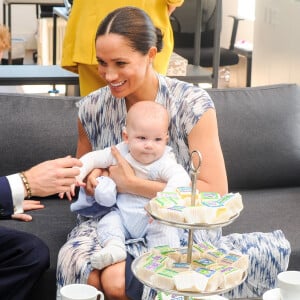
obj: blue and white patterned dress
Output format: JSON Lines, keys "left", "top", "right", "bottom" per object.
{"left": 56, "top": 74, "right": 291, "bottom": 299}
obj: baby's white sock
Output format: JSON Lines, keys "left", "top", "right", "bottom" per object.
{"left": 91, "top": 240, "right": 126, "bottom": 270}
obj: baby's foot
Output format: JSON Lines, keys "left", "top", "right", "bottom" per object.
{"left": 91, "top": 243, "right": 126, "bottom": 270}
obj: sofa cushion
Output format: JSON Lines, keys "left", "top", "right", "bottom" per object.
{"left": 207, "top": 84, "right": 300, "bottom": 190}
{"left": 222, "top": 187, "right": 300, "bottom": 270}
{"left": 0, "top": 93, "right": 80, "bottom": 176}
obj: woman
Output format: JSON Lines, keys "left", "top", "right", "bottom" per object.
{"left": 57, "top": 7, "right": 290, "bottom": 300}
{"left": 61, "top": 0, "right": 184, "bottom": 96}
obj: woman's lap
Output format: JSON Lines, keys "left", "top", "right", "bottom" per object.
{"left": 56, "top": 217, "right": 291, "bottom": 299}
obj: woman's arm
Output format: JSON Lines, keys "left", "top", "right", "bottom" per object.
{"left": 188, "top": 108, "right": 228, "bottom": 195}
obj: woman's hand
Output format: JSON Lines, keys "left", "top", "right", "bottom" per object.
{"left": 108, "top": 146, "right": 135, "bottom": 194}
{"left": 11, "top": 200, "right": 45, "bottom": 222}
{"left": 168, "top": 5, "right": 177, "bottom": 15}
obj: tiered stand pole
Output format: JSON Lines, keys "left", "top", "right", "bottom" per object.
{"left": 185, "top": 150, "right": 202, "bottom": 300}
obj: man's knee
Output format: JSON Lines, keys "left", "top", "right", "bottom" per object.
{"left": 21, "top": 232, "right": 50, "bottom": 271}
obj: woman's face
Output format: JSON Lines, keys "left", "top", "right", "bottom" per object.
{"left": 95, "top": 34, "right": 155, "bottom": 100}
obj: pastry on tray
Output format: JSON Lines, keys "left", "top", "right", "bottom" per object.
{"left": 135, "top": 243, "right": 248, "bottom": 293}
{"left": 148, "top": 188, "right": 243, "bottom": 225}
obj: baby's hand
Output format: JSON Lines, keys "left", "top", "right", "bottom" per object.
{"left": 59, "top": 180, "right": 85, "bottom": 201}
{"left": 85, "top": 168, "right": 103, "bottom": 196}
{"left": 76, "top": 179, "right": 86, "bottom": 188}
{"left": 59, "top": 184, "right": 75, "bottom": 201}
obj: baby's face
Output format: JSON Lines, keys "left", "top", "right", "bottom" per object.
{"left": 126, "top": 120, "right": 168, "bottom": 165}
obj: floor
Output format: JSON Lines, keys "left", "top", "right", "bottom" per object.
{"left": 203, "top": 55, "right": 248, "bottom": 89}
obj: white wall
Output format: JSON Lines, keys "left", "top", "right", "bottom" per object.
{"left": 222, "top": 0, "right": 238, "bottom": 48}
{"left": 222, "top": 0, "right": 255, "bottom": 47}
{"left": 252, "top": 0, "right": 300, "bottom": 86}
{"left": 1, "top": 1, "right": 38, "bottom": 49}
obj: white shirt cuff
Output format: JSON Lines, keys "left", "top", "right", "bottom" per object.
{"left": 6, "top": 174, "right": 24, "bottom": 214}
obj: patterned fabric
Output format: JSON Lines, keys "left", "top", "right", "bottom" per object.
{"left": 77, "top": 74, "right": 214, "bottom": 175}
{"left": 56, "top": 74, "right": 291, "bottom": 299}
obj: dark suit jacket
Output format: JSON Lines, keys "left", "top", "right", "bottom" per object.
{"left": 0, "top": 176, "right": 14, "bottom": 219}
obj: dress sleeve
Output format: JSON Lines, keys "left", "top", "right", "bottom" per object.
{"left": 0, "top": 176, "right": 14, "bottom": 219}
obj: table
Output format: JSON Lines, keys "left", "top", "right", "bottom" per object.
{"left": 0, "top": 65, "right": 79, "bottom": 95}
{"left": 169, "top": 64, "right": 213, "bottom": 84}
{"left": 2, "top": 0, "right": 64, "bottom": 64}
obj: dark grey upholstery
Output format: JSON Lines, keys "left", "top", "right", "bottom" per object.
{"left": 210, "top": 84, "right": 300, "bottom": 190}
{"left": 0, "top": 84, "right": 299, "bottom": 299}
{"left": 0, "top": 93, "right": 79, "bottom": 176}
{"left": 208, "top": 84, "right": 300, "bottom": 271}
{"left": 0, "top": 93, "right": 80, "bottom": 300}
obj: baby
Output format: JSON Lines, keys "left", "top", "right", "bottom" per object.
{"left": 71, "top": 101, "right": 191, "bottom": 270}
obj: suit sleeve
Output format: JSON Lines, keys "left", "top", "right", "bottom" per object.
{"left": 0, "top": 176, "right": 14, "bottom": 219}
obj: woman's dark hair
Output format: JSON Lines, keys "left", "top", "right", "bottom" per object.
{"left": 95, "top": 6, "right": 163, "bottom": 55}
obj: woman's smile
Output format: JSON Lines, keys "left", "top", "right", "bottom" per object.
{"left": 110, "top": 80, "right": 126, "bottom": 87}
{"left": 108, "top": 80, "right": 127, "bottom": 96}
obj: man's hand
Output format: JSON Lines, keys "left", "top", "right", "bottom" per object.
{"left": 25, "top": 156, "right": 82, "bottom": 197}
{"left": 11, "top": 200, "right": 45, "bottom": 222}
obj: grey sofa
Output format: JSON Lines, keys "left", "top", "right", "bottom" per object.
{"left": 0, "top": 83, "right": 299, "bottom": 299}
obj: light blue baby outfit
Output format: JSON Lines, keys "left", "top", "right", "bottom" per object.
{"left": 71, "top": 141, "right": 191, "bottom": 248}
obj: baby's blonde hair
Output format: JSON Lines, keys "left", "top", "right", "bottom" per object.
{"left": 126, "top": 101, "right": 169, "bottom": 131}
{"left": 0, "top": 25, "right": 11, "bottom": 51}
